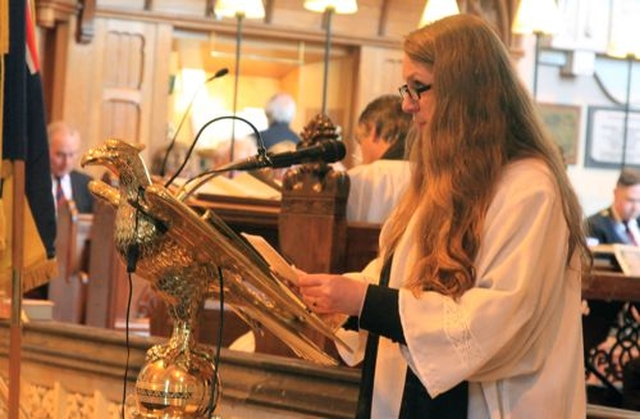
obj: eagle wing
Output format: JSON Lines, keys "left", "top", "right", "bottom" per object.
{"left": 142, "top": 183, "right": 349, "bottom": 366}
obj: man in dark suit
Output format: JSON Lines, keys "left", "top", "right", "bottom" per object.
{"left": 25, "top": 121, "right": 94, "bottom": 301}
{"left": 256, "top": 93, "right": 301, "bottom": 150}
{"left": 48, "top": 121, "right": 94, "bottom": 214}
{"left": 585, "top": 169, "right": 640, "bottom": 409}
{"left": 587, "top": 170, "right": 640, "bottom": 245}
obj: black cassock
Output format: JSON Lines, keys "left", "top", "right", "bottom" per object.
{"left": 347, "top": 256, "right": 468, "bottom": 419}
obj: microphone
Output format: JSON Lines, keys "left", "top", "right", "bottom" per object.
{"left": 217, "top": 139, "right": 346, "bottom": 172}
{"left": 159, "top": 67, "right": 229, "bottom": 177}
{"left": 210, "top": 67, "right": 230, "bottom": 80}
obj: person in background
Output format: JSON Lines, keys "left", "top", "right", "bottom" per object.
{"left": 25, "top": 121, "right": 94, "bottom": 300}
{"left": 48, "top": 121, "right": 94, "bottom": 214}
{"left": 586, "top": 169, "right": 640, "bottom": 246}
{"left": 150, "top": 142, "right": 202, "bottom": 180}
{"left": 256, "top": 93, "right": 301, "bottom": 150}
{"left": 584, "top": 169, "right": 640, "bottom": 361}
{"left": 585, "top": 169, "right": 640, "bottom": 409}
{"left": 347, "top": 94, "right": 413, "bottom": 223}
{"left": 297, "top": 14, "right": 590, "bottom": 418}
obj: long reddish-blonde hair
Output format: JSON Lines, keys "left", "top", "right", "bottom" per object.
{"left": 381, "top": 14, "right": 590, "bottom": 299}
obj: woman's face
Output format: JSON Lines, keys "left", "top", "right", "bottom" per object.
{"left": 401, "top": 54, "right": 435, "bottom": 131}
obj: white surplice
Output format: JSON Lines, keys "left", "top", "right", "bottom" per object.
{"left": 338, "top": 158, "right": 586, "bottom": 418}
{"left": 346, "top": 159, "right": 411, "bottom": 224}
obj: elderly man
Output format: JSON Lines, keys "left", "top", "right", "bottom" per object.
{"left": 256, "top": 93, "right": 301, "bottom": 150}
{"left": 48, "top": 121, "right": 94, "bottom": 214}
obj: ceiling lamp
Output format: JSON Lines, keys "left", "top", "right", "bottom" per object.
{"left": 214, "top": 0, "right": 265, "bottom": 19}
{"left": 419, "top": 0, "right": 460, "bottom": 27}
{"left": 303, "top": 0, "right": 358, "bottom": 14}
{"left": 511, "top": 0, "right": 561, "bottom": 35}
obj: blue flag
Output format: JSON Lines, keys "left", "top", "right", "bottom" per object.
{"left": 1, "top": 0, "right": 57, "bottom": 292}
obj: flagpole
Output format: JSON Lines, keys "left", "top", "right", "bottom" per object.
{"left": 9, "top": 161, "right": 25, "bottom": 419}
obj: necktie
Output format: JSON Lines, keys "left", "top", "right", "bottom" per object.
{"left": 625, "top": 221, "right": 638, "bottom": 246}
{"left": 55, "top": 177, "right": 66, "bottom": 208}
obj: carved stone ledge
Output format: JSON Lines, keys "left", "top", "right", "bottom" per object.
{"left": 0, "top": 320, "right": 360, "bottom": 418}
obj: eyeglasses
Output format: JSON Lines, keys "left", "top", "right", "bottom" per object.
{"left": 398, "top": 84, "right": 432, "bottom": 102}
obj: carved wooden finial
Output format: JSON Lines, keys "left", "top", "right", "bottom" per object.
{"left": 299, "top": 113, "right": 340, "bottom": 147}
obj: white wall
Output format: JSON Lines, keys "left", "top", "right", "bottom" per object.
{"left": 516, "top": 24, "right": 639, "bottom": 218}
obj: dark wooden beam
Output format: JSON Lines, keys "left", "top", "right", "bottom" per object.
{"left": 76, "top": 0, "right": 95, "bottom": 44}
{"left": 205, "top": 0, "right": 215, "bottom": 18}
{"left": 378, "top": 0, "right": 391, "bottom": 37}
{"left": 264, "top": 0, "right": 275, "bottom": 24}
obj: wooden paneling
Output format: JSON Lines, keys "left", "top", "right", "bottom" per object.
{"left": 46, "top": 14, "right": 171, "bottom": 175}
{"left": 48, "top": 200, "right": 93, "bottom": 323}
{"left": 375, "top": 0, "right": 424, "bottom": 37}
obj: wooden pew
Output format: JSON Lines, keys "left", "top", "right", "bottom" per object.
{"left": 344, "top": 222, "right": 380, "bottom": 272}
{"left": 47, "top": 200, "right": 93, "bottom": 323}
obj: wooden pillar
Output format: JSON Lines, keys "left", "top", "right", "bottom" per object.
{"left": 278, "top": 113, "right": 350, "bottom": 274}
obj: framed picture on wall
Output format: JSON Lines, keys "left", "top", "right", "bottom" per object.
{"left": 585, "top": 106, "right": 640, "bottom": 169}
{"left": 537, "top": 103, "right": 581, "bottom": 165}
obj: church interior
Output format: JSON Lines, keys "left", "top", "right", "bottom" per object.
{"left": 2, "top": 0, "right": 640, "bottom": 417}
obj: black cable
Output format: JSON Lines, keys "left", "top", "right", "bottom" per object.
{"left": 120, "top": 270, "right": 134, "bottom": 418}
{"left": 164, "top": 115, "right": 267, "bottom": 189}
{"left": 121, "top": 195, "right": 142, "bottom": 417}
{"left": 207, "top": 266, "right": 225, "bottom": 417}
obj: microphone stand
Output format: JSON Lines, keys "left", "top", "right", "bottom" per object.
{"left": 161, "top": 68, "right": 229, "bottom": 177}
{"left": 230, "top": 12, "right": 244, "bottom": 166}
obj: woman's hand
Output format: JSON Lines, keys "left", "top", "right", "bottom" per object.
{"left": 297, "top": 273, "right": 368, "bottom": 316}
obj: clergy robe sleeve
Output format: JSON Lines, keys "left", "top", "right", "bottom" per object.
{"left": 359, "top": 285, "right": 405, "bottom": 343}
{"left": 396, "top": 160, "right": 575, "bottom": 397}
{"left": 334, "top": 257, "right": 384, "bottom": 366}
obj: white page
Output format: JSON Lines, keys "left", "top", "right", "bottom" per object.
{"left": 241, "top": 232, "right": 298, "bottom": 285}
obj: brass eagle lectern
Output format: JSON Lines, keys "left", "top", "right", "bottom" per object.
{"left": 81, "top": 134, "right": 347, "bottom": 417}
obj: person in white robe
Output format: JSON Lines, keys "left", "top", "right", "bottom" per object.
{"left": 347, "top": 95, "right": 413, "bottom": 224}
{"left": 298, "top": 14, "right": 590, "bottom": 419}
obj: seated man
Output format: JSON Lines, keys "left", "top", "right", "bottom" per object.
{"left": 26, "top": 121, "right": 95, "bottom": 301}
{"left": 347, "top": 94, "right": 413, "bottom": 223}
{"left": 49, "top": 121, "right": 94, "bottom": 214}
{"left": 256, "top": 93, "right": 301, "bottom": 150}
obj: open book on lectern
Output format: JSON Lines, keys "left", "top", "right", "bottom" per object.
{"left": 591, "top": 244, "right": 640, "bottom": 276}
{"left": 141, "top": 183, "right": 350, "bottom": 365}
